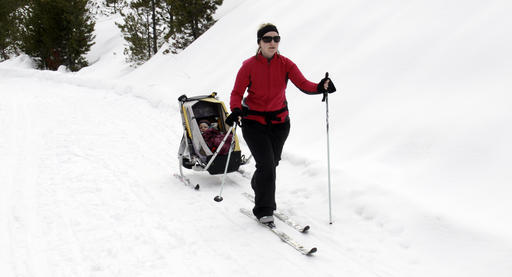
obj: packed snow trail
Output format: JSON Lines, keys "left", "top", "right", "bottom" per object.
{"left": 0, "top": 72, "right": 361, "bottom": 277}
{"left": 1, "top": 70, "right": 512, "bottom": 277}
{"left": 0, "top": 73, "right": 189, "bottom": 276}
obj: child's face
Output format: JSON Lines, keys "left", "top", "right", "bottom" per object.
{"left": 199, "top": 123, "right": 209, "bottom": 132}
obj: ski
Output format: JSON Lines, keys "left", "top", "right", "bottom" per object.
{"left": 173, "top": 173, "right": 200, "bottom": 190}
{"left": 242, "top": 192, "right": 310, "bottom": 233}
{"left": 240, "top": 208, "right": 317, "bottom": 256}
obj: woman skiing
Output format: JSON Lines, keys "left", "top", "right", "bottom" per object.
{"left": 226, "top": 23, "right": 336, "bottom": 224}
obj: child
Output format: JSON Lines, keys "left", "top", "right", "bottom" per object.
{"left": 198, "top": 120, "right": 233, "bottom": 155}
{"left": 199, "top": 120, "right": 210, "bottom": 133}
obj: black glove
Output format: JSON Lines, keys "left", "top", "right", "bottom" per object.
{"left": 317, "top": 72, "right": 336, "bottom": 93}
{"left": 225, "top": 108, "right": 242, "bottom": 126}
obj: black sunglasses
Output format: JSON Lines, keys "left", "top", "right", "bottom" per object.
{"left": 261, "top": 36, "right": 281, "bottom": 43}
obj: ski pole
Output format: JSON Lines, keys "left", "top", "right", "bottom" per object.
{"left": 214, "top": 124, "right": 237, "bottom": 202}
{"left": 204, "top": 126, "right": 234, "bottom": 171}
{"left": 322, "top": 72, "right": 333, "bottom": 224}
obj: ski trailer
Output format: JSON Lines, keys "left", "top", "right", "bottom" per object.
{"left": 177, "top": 93, "right": 248, "bottom": 180}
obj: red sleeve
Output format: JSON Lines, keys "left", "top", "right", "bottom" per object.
{"left": 286, "top": 59, "right": 320, "bottom": 94}
{"left": 230, "top": 61, "right": 251, "bottom": 111}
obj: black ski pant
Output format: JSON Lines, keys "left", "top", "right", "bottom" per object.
{"left": 241, "top": 119, "right": 290, "bottom": 219}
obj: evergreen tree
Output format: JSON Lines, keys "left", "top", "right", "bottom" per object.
{"left": 117, "top": 0, "right": 169, "bottom": 65}
{"left": 160, "top": 0, "right": 175, "bottom": 41}
{"left": 64, "top": 1, "right": 96, "bottom": 71}
{"left": 21, "top": 0, "right": 95, "bottom": 71}
{"left": 169, "top": 0, "right": 222, "bottom": 53}
{"left": 0, "top": 0, "right": 14, "bottom": 60}
{"left": 0, "top": 0, "right": 28, "bottom": 60}
{"left": 117, "top": 0, "right": 222, "bottom": 65}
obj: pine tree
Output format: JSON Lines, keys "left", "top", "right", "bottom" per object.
{"left": 0, "top": 0, "right": 28, "bottom": 60}
{"left": 117, "top": 0, "right": 222, "bottom": 65}
{"left": 117, "top": 0, "right": 169, "bottom": 65}
{"left": 0, "top": 0, "right": 13, "bottom": 60}
{"left": 118, "top": 0, "right": 151, "bottom": 65}
{"left": 64, "top": 1, "right": 96, "bottom": 71}
{"left": 169, "top": 0, "right": 222, "bottom": 53}
{"left": 20, "top": 0, "right": 95, "bottom": 71}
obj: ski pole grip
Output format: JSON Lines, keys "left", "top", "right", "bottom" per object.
{"left": 321, "top": 72, "right": 329, "bottom": 102}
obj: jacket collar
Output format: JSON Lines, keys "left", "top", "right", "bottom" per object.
{"left": 256, "top": 52, "right": 279, "bottom": 63}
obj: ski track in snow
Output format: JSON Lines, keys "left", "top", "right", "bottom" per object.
{"left": 1, "top": 69, "right": 512, "bottom": 277}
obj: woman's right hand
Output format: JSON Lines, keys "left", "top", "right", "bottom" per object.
{"left": 225, "top": 108, "right": 242, "bottom": 126}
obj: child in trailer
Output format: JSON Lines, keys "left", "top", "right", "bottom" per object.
{"left": 199, "top": 119, "right": 233, "bottom": 155}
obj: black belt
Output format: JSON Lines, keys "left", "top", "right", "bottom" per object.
{"left": 242, "top": 105, "right": 288, "bottom": 125}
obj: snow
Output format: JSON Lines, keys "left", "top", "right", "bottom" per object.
{"left": 1, "top": 0, "right": 512, "bottom": 276}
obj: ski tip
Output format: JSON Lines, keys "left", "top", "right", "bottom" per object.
{"left": 307, "top": 247, "right": 317, "bottom": 255}
{"left": 301, "top": 225, "right": 310, "bottom": 233}
{"left": 194, "top": 184, "right": 200, "bottom": 190}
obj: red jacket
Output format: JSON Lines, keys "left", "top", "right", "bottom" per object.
{"left": 230, "top": 53, "right": 319, "bottom": 125}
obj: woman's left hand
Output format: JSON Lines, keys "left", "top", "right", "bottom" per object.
{"left": 317, "top": 73, "right": 336, "bottom": 93}
{"left": 323, "top": 79, "right": 330, "bottom": 91}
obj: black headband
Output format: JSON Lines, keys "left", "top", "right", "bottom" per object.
{"left": 257, "top": 25, "right": 279, "bottom": 43}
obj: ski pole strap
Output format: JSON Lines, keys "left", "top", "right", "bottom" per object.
{"left": 242, "top": 105, "right": 288, "bottom": 125}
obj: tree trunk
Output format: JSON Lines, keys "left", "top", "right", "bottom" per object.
{"left": 192, "top": 18, "right": 198, "bottom": 39}
{"left": 1, "top": 49, "right": 8, "bottom": 61}
{"left": 45, "top": 48, "right": 62, "bottom": 71}
{"left": 146, "top": 13, "right": 151, "bottom": 59}
{"left": 165, "top": 5, "right": 174, "bottom": 37}
{"left": 151, "top": 0, "right": 157, "bottom": 54}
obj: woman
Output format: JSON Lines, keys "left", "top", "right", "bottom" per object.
{"left": 226, "top": 23, "right": 336, "bottom": 224}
